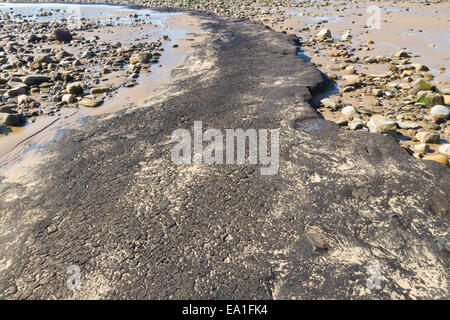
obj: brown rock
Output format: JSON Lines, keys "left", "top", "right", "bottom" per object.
{"left": 305, "top": 225, "right": 329, "bottom": 250}
{"left": 50, "top": 29, "right": 73, "bottom": 43}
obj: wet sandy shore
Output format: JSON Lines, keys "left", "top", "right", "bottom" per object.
{"left": 0, "top": 4, "right": 206, "bottom": 171}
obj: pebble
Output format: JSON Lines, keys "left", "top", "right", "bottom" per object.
{"left": 413, "top": 144, "right": 430, "bottom": 153}
{"left": 62, "top": 94, "right": 76, "bottom": 104}
{"left": 438, "top": 144, "right": 450, "bottom": 157}
{"left": 367, "top": 117, "right": 397, "bottom": 137}
{"left": 341, "top": 105, "right": 358, "bottom": 116}
{"left": 416, "top": 131, "right": 440, "bottom": 144}
{"left": 320, "top": 97, "right": 339, "bottom": 110}
{"left": 430, "top": 105, "right": 449, "bottom": 120}
{"left": 66, "top": 82, "right": 85, "bottom": 96}
{"left": 316, "top": 28, "right": 331, "bottom": 40}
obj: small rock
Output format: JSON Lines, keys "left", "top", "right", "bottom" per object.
{"left": 0, "top": 112, "right": 24, "bottom": 126}
{"left": 50, "top": 29, "right": 73, "bottom": 43}
{"left": 33, "top": 54, "right": 54, "bottom": 65}
{"left": 372, "top": 88, "right": 383, "bottom": 97}
{"left": 62, "top": 94, "right": 76, "bottom": 104}
{"left": 416, "top": 91, "right": 444, "bottom": 107}
{"left": 341, "top": 32, "right": 351, "bottom": 41}
{"left": 17, "top": 94, "right": 36, "bottom": 105}
{"left": 394, "top": 50, "right": 410, "bottom": 58}
{"left": 305, "top": 225, "right": 329, "bottom": 250}
{"left": 413, "top": 144, "right": 430, "bottom": 153}
{"left": 341, "top": 75, "right": 362, "bottom": 88}
{"left": 416, "top": 131, "right": 440, "bottom": 144}
{"left": 412, "top": 63, "right": 429, "bottom": 71}
{"left": 397, "top": 121, "right": 421, "bottom": 129}
{"left": 430, "top": 105, "right": 449, "bottom": 119}
{"left": 7, "top": 84, "right": 28, "bottom": 97}
{"left": 348, "top": 120, "right": 363, "bottom": 130}
{"left": 320, "top": 97, "right": 339, "bottom": 110}
{"left": 79, "top": 95, "right": 104, "bottom": 108}
{"left": 129, "top": 52, "right": 153, "bottom": 64}
{"left": 66, "top": 82, "right": 85, "bottom": 96}
{"left": 409, "top": 79, "right": 434, "bottom": 95}
{"left": 367, "top": 117, "right": 397, "bottom": 137}
{"left": 91, "top": 87, "right": 110, "bottom": 94}
{"left": 438, "top": 144, "right": 450, "bottom": 157}
{"left": 341, "top": 105, "right": 358, "bottom": 116}
{"left": 316, "top": 28, "right": 331, "bottom": 40}
{"left": 23, "top": 75, "right": 50, "bottom": 86}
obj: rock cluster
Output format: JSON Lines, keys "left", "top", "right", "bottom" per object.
{"left": 0, "top": 6, "right": 169, "bottom": 131}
